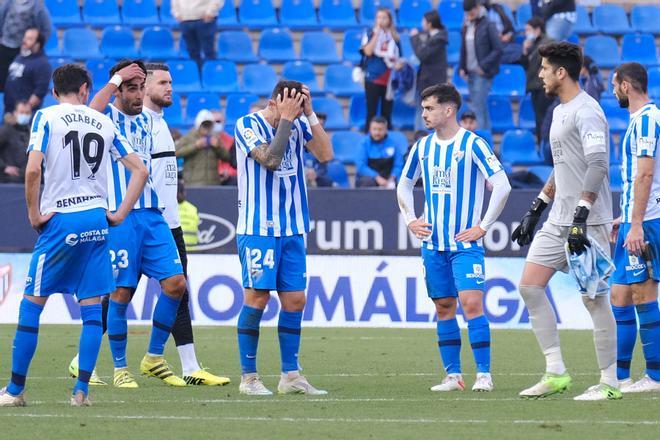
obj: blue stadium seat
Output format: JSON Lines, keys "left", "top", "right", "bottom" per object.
{"left": 650, "top": 67, "right": 660, "bottom": 99}
{"left": 280, "top": 0, "right": 320, "bottom": 29}
{"left": 325, "top": 64, "right": 363, "bottom": 97}
{"left": 167, "top": 60, "right": 201, "bottom": 94}
{"left": 438, "top": 1, "right": 464, "bottom": 31}
{"left": 392, "top": 100, "right": 415, "bottom": 130}
{"left": 573, "top": 6, "right": 596, "bottom": 35}
{"left": 332, "top": 131, "right": 364, "bottom": 163}
{"left": 301, "top": 32, "right": 340, "bottom": 64}
{"left": 601, "top": 98, "right": 628, "bottom": 133}
{"left": 163, "top": 92, "right": 184, "bottom": 127}
{"left": 610, "top": 165, "right": 622, "bottom": 191}
{"left": 314, "top": 98, "right": 349, "bottom": 130}
{"left": 83, "top": 0, "right": 120, "bottom": 26}
{"left": 593, "top": 5, "right": 631, "bottom": 35}
{"left": 239, "top": 0, "right": 278, "bottom": 28}
{"left": 202, "top": 60, "right": 239, "bottom": 94}
{"left": 583, "top": 35, "right": 620, "bottom": 69}
{"left": 159, "top": 0, "right": 178, "bottom": 28}
{"left": 500, "top": 129, "right": 541, "bottom": 166}
{"left": 42, "top": 93, "right": 59, "bottom": 108}
{"left": 349, "top": 94, "right": 367, "bottom": 131}
{"left": 343, "top": 29, "right": 365, "bottom": 64}
{"left": 518, "top": 95, "right": 536, "bottom": 131}
{"left": 49, "top": 56, "right": 74, "bottom": 71}
{"left": 610, "top": 133, "right": 621, "bottom": 165}
{"left": 360, "top": 0, "right": 395, "bottom": 27}
{"left": 447, "top": 31, "right": 461, "bottom": 65}
{"left": 62, "top": 28, "right": 101, "bottom": 59}
{"left": 492, "top": 64, "right": 526, "bottom": 98}
{"left": 281, "top": 61, "right": 322, "bottom": 94}
{"left": 225, "top": 93, "right": 259, "bottom": 133}
{"left": 45, "top": 28, "right": 60, "bottom": 56}
{"left": 86, "top": 59, "right": 115, "bottom": 90}
{"left": 475, "top": 129, "right": 494, "bottom": 150}
{"left": 46, "top": 0, "right": 82, "bottom": 27}
{"left": 487, "top": 96, "right": 515, "bottom": 133}
{"left": 621, "top": 33, "right": 658, "bottom": 65}
{"left": 242, "top": 64, "right": 278, "bottom": 96}
{"left": 388, "top": 131, "right": 409, "bottom": 152}
{"left": 258, "top": 28, "right": 297, "bottom": 63}
{"left": 631, "top": 5, "right": 660, "bottom": 35}
{"left": 452, "top": 67, "right": 468, "bottom": 96}
{"left": 514, "top": 2, "right": 531, "bottom": 31}
{"left": 528, "top": 165, "right": 553, "bottom": 182}
{"left": 319, "top": 0, "right": 359, "bottom": 29}
{"left": 217, "top": 31, "right": 258, "bottom": 63}
{"left": 398, "top": 0, "right": 431, "bottom": 29}
{"left": 218, "top": 0, "right": 240, "bottom": 28}
{"left": 140, "top": 26, "right": 178, "bottom": 60}
{"left": 100, "top": 26, "right": 138, "bottom": 59}
{"left": 122, "top": 0, "right": 159, "bottom": 27}
{"left": 398, "top": 32, "right": 414, "bottom": 60}
{"left": 185, "top": 92, "right": 221, "bottom": 124}
{"left": 567, "top": 33, "right": 579, "bottom": 44}
{"left": 325, "top": 160, "right": 350, "bottom": 188}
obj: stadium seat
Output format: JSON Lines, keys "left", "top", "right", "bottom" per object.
{"left": 242, "top": 64, "right": 279, "bottom": 96}
{"left": 398, "top": 0, "right": 431, "bottom": 29}
{"left": 438, "top": 1, "right": 464, "bottom": 31}
{"left": 325, "top": 64, "right": 363, "bottom": 97}
{"left": 239, "top": 0, "right": 278, "bottom": 28}
{"left": 46, "top": 0, "right": 82, "bottom": 27}
{"left": 527, "top": 165, "right": 552, "bottom": 183}
{"left": 343, "top": 29, "right": 365, "bottom": 64}
{"left": 388, "top": 130, "right": 409, "bottom": 152}
{"left": 452, "top": 67, "right": 468, "bottom": 96}
{"left": 487, "top": 96, "right": 515, "bottom": 133}
{"left": 217, "top": 31, "right": 258, "bottom": 63}
{"left": 167, "top": 60, "right": 201, "bottom": 94}
{"left": 48, "top": 57, "right": 74, "bottom": 81}
{"left": 258, "top": 28, "right": 297, "bottom": 63}
{"left": 281, "top": 61, "right": 323, "bottom": 94}
{"left": 610, "top": 165, "right": 622, "bottom": 191}
{"left": 650, "top": 67, "right": 660, "bottom": 99}
{"left": 218, "top": 0, "right": 240, "bottom": 28}
{"left": 475, "top": 129, "right": 494, "bottom": 149}
{"left": 185, "top": 92, "right": 221, "bottom": 124}
{"left": 319, "top": 0, "right": 359, "bottom": 29}
{"left": 573, "top": 6, "right": 596, "bottom": 35}
{"left": 610, "top": 133, "right": 621, "bottom": 165}
{"left": 159, "top": 0, "right": 178, "bottom": 28}
{"left": 492, "top": 64, "right": 526, "bottom": 98}
{"left": 225, "top": 93, "right": 259, "bottom": 133}
{"left": 140, "top": 26, "right": 178, "bottom": 60}
{"left": 593, "top": 5, "right": 631, "bottom": 35}
{"left": 500, "top": 129, "right": 541, "bottom": 166}
{"left": 314, "top": 98, "right": 349, "bottom": 130}
{"left": 621, "top": 33, "right": 658, "bottom": 65}
{"left": 392, "top": 100, "right": 415, "bottom": 130}
{"left": 447, "top": 31, "right": 461, "bottom": 65}
{"left": 398, "top": 32, "right": 414, "bottom": 61}
{"left": 122, "top": 0, "right": 159, "bottom": 27}
{"left": 349, "top": 94, "right": 367, "bottom": 131}
{"left": 332, "top": 131, "right": 364, "bottom": 164}
{"left": 280, "top": 0, "right": 320, "bottom": 29}
{"left": 202, "top": 60, "right": 239, "bottom": 94}
{"left": 163, "top": 92, "right": 184, "bottom": 127}
{"left": 583, "top": 35, "right": 620, "bottom": 69}
{"left": 601, "top": 98, "right": 628, "bottom": 133}
{"left": 518, "top": 95, "right": 536, "bottom": 131}
{"left": 100, "top": 26, "right": 138, "bottom": 59}
{"left": 86, "top": 59, "right": 115, "bottom": 90}
{"left": 325, "top": 160, "right": 350, "bottom": 188}
{"left": 62, "top": 28, "right": 101, "bottom": 59}
{"left": 514, "top": 2, "right": 531, "bottom": 31}
{"left": 631, "top": 5, "right": 660, "bottom": 35}
{"left": 301, "top": 32, "right": 340, "bottom": 64}
{"left": 360, "top": 0, "right": 395, "bottom": 27}
{"left": 45, "top": 28, "right": 60, "bottom": 56}
{"left": 83, "top": 0, "right": 120, "bottom": 26}
{"left": 566, "top": 33, "right": 579, "bottom": 45}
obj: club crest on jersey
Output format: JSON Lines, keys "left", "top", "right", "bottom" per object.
{"left": 466, "top": 264, "right": 485, "bottom": 280}
{"left": 431, "top": 167, "right": 451, "bottom": 193}
{"left": 243, "top": 128, "right": 257, "bottom": 145}
{"left": 452, "top": 150, "right": 464, "bottom": 162}
{"left": 276, "top": 146, "right": 296, "bottom": 177}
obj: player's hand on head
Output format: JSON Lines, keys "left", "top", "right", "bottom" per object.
{"left": 277, "top": 88, "right": 304, "bottom": 121}
{"left": 116, "top": 63, "right": 146, "bottom": 83}
{"left": 623, "top": 223, "right": 645, "bottom": 256}
{"left": 455, "top": 225, "right": 487, "bottom": 243}
{"left": 301, "top": 86, "right": 313, "bottom": 116}
{"left": 408, "top": 217, "right": 432, "bottom": 240}
{"left": 30, "top": 212, "right": 55, "bottom": 232}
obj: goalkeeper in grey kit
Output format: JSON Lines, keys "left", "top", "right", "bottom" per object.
{"left": 511, "top": 42, "right": 621, "bottom": 401}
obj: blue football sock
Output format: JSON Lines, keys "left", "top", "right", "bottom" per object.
{"left": 278, "top": 310, "right": 303, "bottom": 373}
{"left": 237, "top": 305, "right": 263, "bottom": 374}
{"left": 612, "top": 304, "right": 637, "bottom": 380}
{"left": 74, "top": 304, "right": 103, "bottom": 396}
{"left": 147, "top": 293, "right": 181, "bottom": 356}
{"left": 437, "top": 318, "right": 461, "bottom": 374}
{"left": 467, "top": 315, "right": 491, "bottom": 374}
{"left": 7, "top": 298, "right": 44, "bottom": 396}
{"left": 636, "top": 301, "right": 660, "bottom": 381}
{"left": 107, "top": 299, "right": 128, "bottom": 368}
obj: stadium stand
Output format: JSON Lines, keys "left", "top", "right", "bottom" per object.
{"left": 325, "top": 160, "right": 351, "bottom": 188}
{"left": 225, "top": 93, "right": 259, "bottom": 133}
{"left": 201, "top": 61, "right": 240, "bottom": 94}
{"left": 218, "top": 30, "right": 259, "bottom": 63}
{"left": 280, "top": 0, "right": 320, "bottom": 29}
{"left": 592, "top": 4, "right": 631, "bottom": 36}
{"left": 514, "top": 2, "right": 531, "bottom": 31}
{"left": 218, "top": 0, "right": 240, "bottom": 28}
{"left": 159, "top": 0, "right": 179, "bottom": 28}
{"left": 185, "top": 92, "right": 221, "bottom": 124}
{"left": 342, "top": 29, "right": 364, "bottom": 64}
{"left": 349, "top": 95, "right": 367, "bottom": 131}
{"left": 314, "top": 98, "right": 350, "bottom": 130}
{"left": 168, "top": 60, "right": 202, "bottom": 94}
{"left": 239, "top": 0, "right": 278, "bottom": 28}
{"left": 583, "top": 35, "right": 621, "bottom": 69}
{"left": 46, "top": 0, "right": 82, "bottom": 27}
{"left": 437, "top": 1, "right": 464, "bottom": 31}
{"left": 392, "top": 100, "right": 416, "bottom": 130}
{"left": 163, "top": 92, "right": 184, "bottom": 127}
{"left": 122, "top": 0, "right": 159, "bottom": 28}
{"left": 331, "top": 130, "right": 364, "bottom": 164}
{"left": 325, "top": 64, "right": 363, "bottom": 97}
{"left": 258, "top": 28, "right": 297, "bottom": 63}
{"left": 631, "top": 5, "right": 660, "bottom": 35}
{"left": 573, "top": 5, "right": 596, "bottom": 35}
{"left": 360, "top": 0, "right": 396, "bottom": 27}
{"left": 319, "top": 0, "right": 360, "bottom": 29}
{"left": 518, "top": 95, "right": 536, "bottom": 132}
{"left": 397, "top": 0, "right": 432, "bottom": 29}
{"left": 242, "top": 63, "right": 279, "bottom": 96}
{"left": 492, "top": 64, "right": 526, "bottom": 99}
{"left": 282, "top": 61, "right": 323, "bottom": 94}
{"left": 82, "top": 0, "right": 121, "bottom": 27}
{"left": 488, "top": 97, "right": 515, "bottom": 133}
{"left": 621, "top": 34, "right": 658, "bottom": 65}
{"left": 500, "top": 129, "right": 542, "bottom": 166}
{"left": 62, "top": 28, "right": 101, "bottom": 59}
{"left": 140, "top": 26, "right": 178, "bottom": 60}
{"left": 301, "top": 32, "right": 341, "bottom": 65}
{"left": 100, "top": 26, "right": 139, "bottom": 59}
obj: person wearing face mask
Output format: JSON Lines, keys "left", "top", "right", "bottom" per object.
{"left": 210, "top": 109, "right": 237, "bottom": 186}
{"left": 0, "top": 0, "right": 51, "bottom": 92}
{"left": 3, "top": 28, "right": 50, "bottom": 116}
{"left": 0, "top": 101, "right": 32, "bottom": 182}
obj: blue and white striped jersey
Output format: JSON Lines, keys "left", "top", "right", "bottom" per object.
{"left": 620, "top": 102, "right": 660, "bottom": 223}
{"left": 401, "top": 128, "right": 503, "bottom": 251}
{"left": 27, "top": 103, "right": 134, "bottom": 215}
{"left": 105, "top": 104, "right": 162, "bottom": 212}
{"left": 234, "top": 111, "right": 313, "bottom": 236}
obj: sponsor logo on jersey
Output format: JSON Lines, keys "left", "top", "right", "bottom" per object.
{"left": 625, "top": 254, "right": 646, "bottom": 271}
{"left": 431, "top": 167, "right": 451, "bottom": 193}
{"left": 466, "top": 264, "right": 485, "bottom": 280}
{"left": 585, "top": 131, "right": 606, "bottom": 148}
{"left": 65, "top": 228, "right": 109, "bottom": 246}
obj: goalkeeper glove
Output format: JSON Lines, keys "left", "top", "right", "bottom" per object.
{"left": 567, "top": 205, "right": 591, "bottom": 255}
{"left": 511, "top": 197, "right": 547, "bottom": 246}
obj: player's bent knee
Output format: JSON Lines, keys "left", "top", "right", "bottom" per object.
{"left": 631, "top": 279, "right": 658, "bottom": 304}
{"left": 162, "top": 274, "right": 186, "bottom": 299}
{"left": 23, "top": 294, "right": 48, "bottom": 306}
{"left": 610, "top": 284, "right": 633, "bottom": 307}
{"left": 79, "top": 296, "right": 101, "bottom": 306}
{"left": 433, "top": 298, "right": 457, "bottom": 319}
{"left": 111, "top": 288, "right": 133, "bottom": 303}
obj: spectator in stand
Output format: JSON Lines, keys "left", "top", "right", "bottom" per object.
{"left": 3, "top": 28, "right": 50, "bottom": 115}
{"left": 304, "top": 112, "right": 333, "bottom": 187}
{"left": 210, "top": 109, "right": 237, "bottom": 186}
{"left": 0, "top": 100, "right": 31, "bottom": 183}
{"left": 580, "top": 55, "right": 604, "bottom": 102}
{"left": 356, "top": 116, "right": 406, "bottom": 188}
{"left": 410, "top": 10, "right": 448, "bottom": 131}
{"left": 460, "top": 110, "right": 478, "bottom": 131}
{"left": 541, "top": 0, "right": 576, "bottom": 42}
{"left": 0, "top": 0, "right": 50, "bottom": 92}
{"left": 360, "top": 7, "right": 401, "bottom": 131}
{"left": 483, "top": 0, "right": 520, "bottom": 64}
{"left": 172, "top": 0, "right": 221, "bottom": 69}
{"left": 175, "top": 109, "right": 232, "bottom": 186}
{"left": 520, "top": 17, "right": 554, "bottom": 144}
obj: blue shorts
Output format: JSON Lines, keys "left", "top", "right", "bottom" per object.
{"left": 108, "top": 208, "right": 183, "bottom": 288}
{"left": 422, "top": 246, "right": 486, "bottom": 298}
{"left": 25, "top": 208, "right": 114, "bottom": 300}
{"left": 611, "top": 218, "right": 660, "bottom": 285}
{"left": 237, "top": 234, "right": 307, "bottom": 292}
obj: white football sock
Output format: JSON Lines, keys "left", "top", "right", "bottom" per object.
{"left": 582, "top": 295, "right": 618, "bottom": 388}
{"left": 177, "top": 343, "right": 201, "bottom": 376}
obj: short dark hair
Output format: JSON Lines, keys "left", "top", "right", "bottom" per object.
{"left": 460, "top": 110, "right": 476, "bottom": 121}
{"left": 614, "top": 62, "right": 648, "bottom": 94}
{"left": 52, "top": 64, "right": 92, "bottom": 96}
{"left": 423, "top": 10, "right": 443, "bottom": 30}
{"left": 109, "top": 59, "right": 147, "bottom": 88}
{"left": 420, "top": 83, "right": 462, "bottom": 109}
{"left": 145, "top": 63, "right": 170, "bottom": 73}
{"left": 463, "top": 0, "right": 480, "bottom": 12}
{"left": 271, "top": 80, "right": 304, "bottom": 100}
{"left": 370, "top": 116, "right": 388, "bottom": 127}
{"left": 538, "top": 42, "right": 582, "bottom": 82}
{"left": 526, "top": 17, "right": 544, "bottom": 32}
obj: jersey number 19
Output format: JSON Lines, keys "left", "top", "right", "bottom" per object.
{"left": 63, "top": 130, "right": 105, "bottom": 180}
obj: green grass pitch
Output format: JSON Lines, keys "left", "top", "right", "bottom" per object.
{"left": 0, "top": 326, "right": 658, "bottom": 439}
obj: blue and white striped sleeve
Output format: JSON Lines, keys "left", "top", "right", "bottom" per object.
{"left": 234, "top": 115, "right": 268, "bottom": 154}
{"left": 401, "top": 140, "right": 422, "bottom": 182}
{"left": 27, "top": 110, "right": 50, "bottom": 154}
{"left": 635, "top": 113, "right": 659, "bottom": 158}
{"left": 471, "top": 137, "right": 503, "bottom": 178}
{"left": 299, "top": 116, "right": 314, "bottom": 143}
{"left": 110, "top": 125, "right": 135, "bottom": 160}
